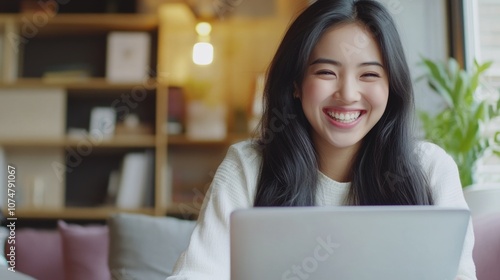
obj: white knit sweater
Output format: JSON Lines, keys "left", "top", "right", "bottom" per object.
{"left": 167, "top": 140, "right": 476, "bottom": 280}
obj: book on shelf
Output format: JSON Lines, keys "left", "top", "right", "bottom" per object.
{"left": 105, "top": 169, "right": 121, "bottom": 206}
{"left": 162, "top": 160, "right": 173, "bottom": 206}
{"left": 41, "top": 63, "right": 92, "bottom": 83}
{"left": 142, "top": 150, "right": 156, "bottom": 208}
{"left": 114, "top": 150, "right": 154, "bottom": 209}
{"left": 42, "top": 70, "right": 91, "bottom": 83}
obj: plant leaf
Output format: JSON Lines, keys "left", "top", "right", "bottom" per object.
{"left": 422, "top": 58, "right": 454, "bottom": 107}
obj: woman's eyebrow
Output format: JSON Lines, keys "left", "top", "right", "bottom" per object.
{"left": 359, "top": 61, "right": 384, "bottom": 68}
{"left": 310, "top": 58, "right": 342, "bottom": 66}
{"left": 310, "top": 58, "right": 384, "bottom": 69}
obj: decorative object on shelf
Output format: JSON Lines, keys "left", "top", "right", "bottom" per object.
{"left": 106, "top": 31, "right": 151, "bottom": 83}
{"left": 419, "top": 57, "right": 498, "bottom": 187}
{"left": 89, "top": 107, "right": 117, "bottom": 140}
{"left": 183, "top": 72, "right": 226, "bottom": 140}
{"left": 186, "top": 100, "right": 227, "bottom": 140}
{"left": 67, "top": 128, "right": 88, "bottom": 139}
{"left": 115, "top": 150, "right": 154, "bottom": 209}
{"left": 114, "top": 113, "right": 154, "bottom": 136}
{"left": 167, "top": 86, "right": 186, "bottom": 135}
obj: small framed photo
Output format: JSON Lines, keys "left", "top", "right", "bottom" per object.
{"left": 106, "top": 31, "right": 151, "bottom": 83}
{"left": 89, "top": 107, "right": 116, "bottom": 139}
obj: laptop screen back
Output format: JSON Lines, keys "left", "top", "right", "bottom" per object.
{"left": 230, "top": 206, "right": 470, "bottom": 280}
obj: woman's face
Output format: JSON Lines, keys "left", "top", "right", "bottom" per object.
{"left": 300, "top": 22, "right": 389, "bottom": 152}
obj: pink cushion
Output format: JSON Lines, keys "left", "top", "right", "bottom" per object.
{"left": 57, "top": 220, "right": 111, "bottom": 280}
{"left": 7, "top": 229, "right": 64, "bottom": 280}
{"left": 473, "top": 213, "right": 500, "bottom": 280}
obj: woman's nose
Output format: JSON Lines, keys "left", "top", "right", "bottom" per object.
{"left": 332, "top": 76, "right": 361, "bottom": 104}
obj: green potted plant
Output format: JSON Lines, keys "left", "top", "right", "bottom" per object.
{"left": 418, "top": 57, "right": 499, "bottom": 187}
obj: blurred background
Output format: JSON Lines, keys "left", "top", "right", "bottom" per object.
{"left": 0, "top": 0, "right": 498, "bottom": 223}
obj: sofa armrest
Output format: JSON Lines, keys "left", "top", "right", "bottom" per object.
{"left": 473, "top": 212, "right": 500, "bottom": 280}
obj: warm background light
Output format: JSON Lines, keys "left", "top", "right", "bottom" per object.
{"left": 192, "top": 42, "right": 214, "bottom": 65}
{"left": 195, "top": 22, "right": 212, "bottom": 36}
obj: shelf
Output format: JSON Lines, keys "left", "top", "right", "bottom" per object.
{"left": 66, "top": 135, "right": 157, "bottom": 148}
{"left": 167, "top": 134, "right": 251, "bottom": 147}
{"left": 9, "top": 14, "right": 158, "bottom": 35}
{"left": 3, "top": 207, "right": 156, "bottom": 220}
{"left": 0, "top": 135, "right": 157, "bottom": 148}
{"left": 0, "top": 78, "right": 158, "bottom": 90}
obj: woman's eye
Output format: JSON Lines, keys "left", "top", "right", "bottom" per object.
{"left": 362, "top": 72, "right": 380, "bottom": 78}
{"left": 316, "top": 70, "right": 335, "bottom": 76}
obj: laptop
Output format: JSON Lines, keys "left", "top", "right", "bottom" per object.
{"left": 230, "top": 206, "right": 470, "bottom": 280}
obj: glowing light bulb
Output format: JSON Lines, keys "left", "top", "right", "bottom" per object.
{"left": 192, "top": 42, "right": 214, "bottom": 65}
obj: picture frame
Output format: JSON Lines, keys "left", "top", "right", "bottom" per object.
{"left": 89, "top": 107, "right": 116, "bottom": 139}
{"left": 106, "top": 31, "right": 151, "bottom": 83}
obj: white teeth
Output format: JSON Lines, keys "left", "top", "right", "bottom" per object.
{"left": 327, "top": 111, "right": 361, "bottom": 123}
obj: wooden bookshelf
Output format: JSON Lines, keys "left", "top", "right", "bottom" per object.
{"left": 4, "top": 207, "right": 156, "bottom": 220}
{"left": 0, "top": 8, "right": 165, "bottom": 221}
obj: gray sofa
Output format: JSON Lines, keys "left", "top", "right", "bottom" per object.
{"left": 2, "top": 214, "right": 196, "bottom": 280}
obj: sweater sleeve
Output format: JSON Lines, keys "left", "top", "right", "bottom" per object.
{"left": 421, "top": 142, "right": 477, "bottom": 280}
{"left": 166, "top": 142, "right": 259, "bottom": 280}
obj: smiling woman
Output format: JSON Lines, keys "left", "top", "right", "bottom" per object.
{"left": 255, "top": 0, "right": 433, "bottom": 207}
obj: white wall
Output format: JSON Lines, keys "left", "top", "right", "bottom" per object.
{"left": 380, "top": 0, "right": 449, "bottom": 116}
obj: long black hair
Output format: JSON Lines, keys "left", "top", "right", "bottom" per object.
{"left": 254, "top": 0, "right": 433, "bottom": 206}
